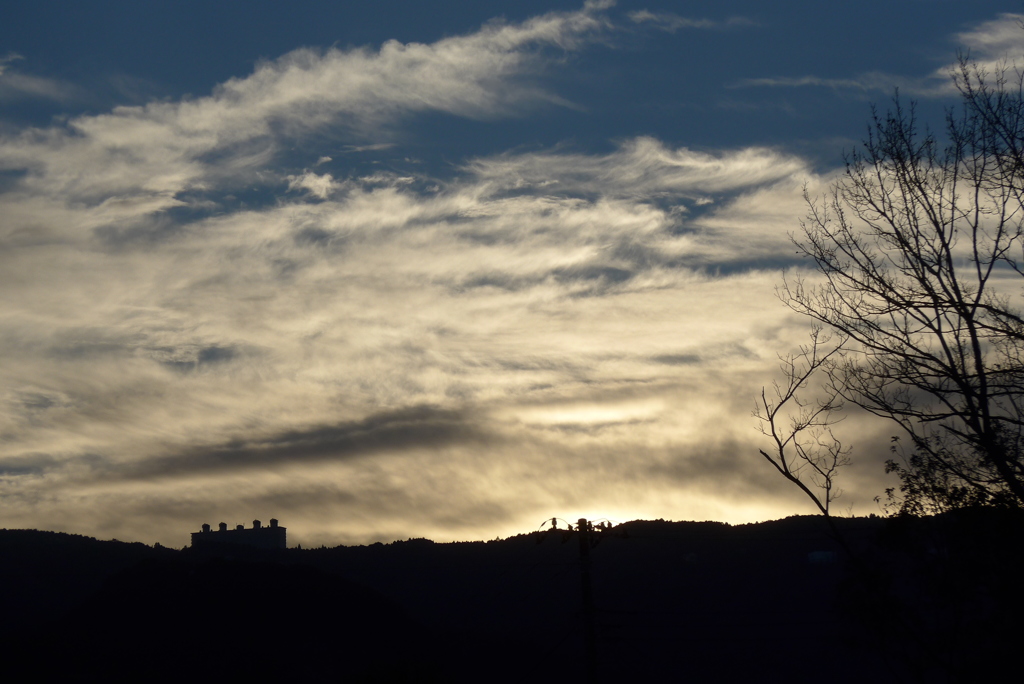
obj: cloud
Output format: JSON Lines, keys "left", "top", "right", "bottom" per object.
{"left": 956, "top": 13, "right": 1024, "bottom": 62}
{"left": 0, "top": 53, "right": 83, "bottom": 102}
{"left": 65, "top": 404, "right": 494, "bottom": 483}
{"left": 0, "top": 52, "right": 24, "bottom": 75}
{"left": 730, "top": 70, "right": 961, "bottom": 99}
{"left": 730, "top": 73, "right": 937, "bottom": 94}
{"left": 287, "top": 171, "right": 343, "bottom": 199}
{"left": 0, "top": 1, "right": 613, "bottom": 225}
{"left": 628, "top": 10, "right": 756, "bottom": 32}
{"left": 732, "top": 13, "right": 1024, "bottom": 99}
{"left": 465, "top": 136, "right": 807, "bottom": 200}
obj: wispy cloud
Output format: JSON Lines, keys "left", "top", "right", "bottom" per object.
{"left": 0, "top": 1, "right": 613, "bottom": 221}
{"left": 0, "top": 53, "right": 83, "bottom": 102}
{"left": 287, "top": 171, "right": 343, "bottom": 199}
{"left": 956, "top": 13, "right": 1024, "bottom": 62}
{"left": 628, "top": 10, "right": 756, "bottom": 32}
{"left": 0, "top": 52, "right": 23, "bottom": 75}
{"left": 730, "top": 70, "right": 960, "bottom": 99}
{"left": 466, "top": 137, "right": 806, "bottom": 199}
{"left": 732, "top": 12, "right": 1024, "bottom": 99}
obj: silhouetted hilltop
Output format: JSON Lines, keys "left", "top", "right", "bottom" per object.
{"left": 19, "top": 557, "right": 434, "bottom": 683}
{"left": 0, "top": 529, "right": 177, "bottom": 634}
{"left": 2, "top": 513, "right": 1018, "bottom": 683}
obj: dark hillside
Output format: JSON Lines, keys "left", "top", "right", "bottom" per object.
{"left": 290, "top": 516, "right": 886, "bottom": 682}
{"left": 2, "top": 513, "right": 1017, "bottom": 682}
{"left": 0, "top": 529, "right": 177, "bottom": 632}
{"left": 16, "top": 558, "right": 434, "bottom": 682}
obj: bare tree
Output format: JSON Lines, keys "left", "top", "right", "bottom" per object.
{"left": 754, "top": 327, "right": 850, "bottom": 516}
{"left": 768, "top": 56, "right": 1024, "bottom": 514}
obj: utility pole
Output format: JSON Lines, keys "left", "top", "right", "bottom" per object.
{"left": 577, "top": 518, "right": 598, "bottom": 684}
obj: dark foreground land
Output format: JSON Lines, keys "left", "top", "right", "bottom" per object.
{"left": 1, "top": 513, "right": 1020, "bottom": 683}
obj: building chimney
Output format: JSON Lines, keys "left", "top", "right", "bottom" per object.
{"left": 253, "top": 519, "right": 261, "bottom": 529}
{"left": 270, "top": 518, "right": 278, "bottom": 528}
{"left": 236, "top": 524, "right": 244, "bottom": 531}
{"left": 218, "top": 522, "right": 227, "bottom": 532}
{"left": 201, "top": 523, "right": 211, "bottom": 533}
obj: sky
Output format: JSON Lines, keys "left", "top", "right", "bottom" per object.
{"left": 2, "top": 1, "right": 1022, "bottom": 548}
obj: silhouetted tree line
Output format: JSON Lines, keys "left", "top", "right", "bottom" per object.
{"left": 8, "top": 515, "right": 1018, "bottom": 683}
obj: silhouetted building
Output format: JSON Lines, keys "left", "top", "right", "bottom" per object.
{"left": 191, "top": 518, "right": 286, "bottom": 550}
